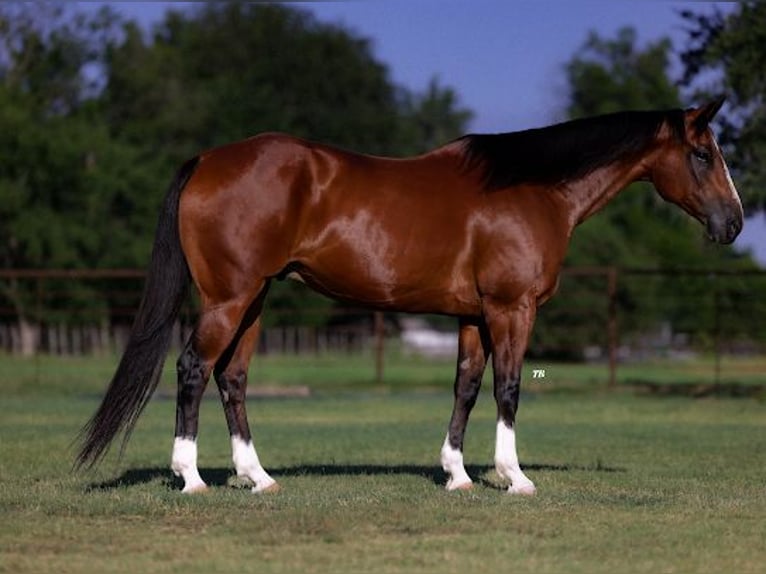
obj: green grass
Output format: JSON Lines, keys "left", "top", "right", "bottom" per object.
{"left": 3, "top": 350, "right": 764, "bottom": 398}
{"left": 1, "top": 353, "right": 765, "bottom": 573}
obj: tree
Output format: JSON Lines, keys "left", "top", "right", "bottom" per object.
{"left": 0, "top": 5, "right": 163, "bottom": 353}
{"left": 680, "top": 1, "right": 766, "bottom": 213}
{"left": 400, "top": 78, "right": 474, "bottom": 153}
{"left": 566, "top": 27, "right": 680, "bottom": 118}
{"left": 102, "top": 3, "right": 471, "bottom": 165}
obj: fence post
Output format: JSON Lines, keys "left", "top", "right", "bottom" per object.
{"left": 712, "top": 273, "right": 722, "bottom": 387}
{"left": 607, "top": 267, "right": 618, "bottom": 388}
{"left": 374, "top": 311, "right": 385, "bottom": 384}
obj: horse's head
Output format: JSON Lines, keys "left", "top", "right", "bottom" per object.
{"left": 650, "top": 98, "right": 743, "bottom": 244}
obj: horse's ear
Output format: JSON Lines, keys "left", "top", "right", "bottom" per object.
{"left": 687, "top": 96, "right": 726, "bottom": 135}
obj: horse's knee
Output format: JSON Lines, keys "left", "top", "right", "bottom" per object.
{"left": 455, "top": 375, "right": 482, "bottom": 407}
{"left": 455, "top": 354, "right": 485, "bottom": 400}
{"left": 177, "top": 346, "right": 207, "bottom": 396}
{"left": 178, "top": 343, "right": 205, "bottom": 375}
{"left": 175, "top": 345, "right": 210, "bottom": 438}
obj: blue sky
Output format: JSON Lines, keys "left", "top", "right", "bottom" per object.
{"left": 86, "top": 1, "right": 763, "bottom": 262}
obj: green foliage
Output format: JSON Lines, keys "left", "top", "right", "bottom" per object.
{"left": 399, "top": 78, "right": 474, "bottom": 153}
{"left": 566, "top": 27, "right": 680, "bottom": 118}
{"left": 0, "top": 6, "right": 164, "bottom": 321}
{"left": 102, "top": 3, "right": 470, "bottom": 164}
{"left": 681, "top": 1, "right": 766, "bottom": 213}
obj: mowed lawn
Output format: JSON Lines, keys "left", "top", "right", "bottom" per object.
{"left": 0, "top": 354, "right": 764, "bottom": 573}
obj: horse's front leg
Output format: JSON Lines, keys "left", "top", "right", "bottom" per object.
{"left": 441, "top": 318, "right": 490, "bottom": 491}
{"left": 484, "top": 295, "right": 537, "bottom": 496}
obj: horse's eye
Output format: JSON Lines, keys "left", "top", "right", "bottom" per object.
{"left": 693, "top": 148, "right": 712, "bottom": 165}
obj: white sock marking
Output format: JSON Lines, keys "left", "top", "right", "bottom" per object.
{"left": 495, "top": 420, "right": 536, "bottom": 495}
{"left": 231, "top": 435, "right": 277, "bottom": 493}
{"left": 440, "top": 434, "right": 472, "bottom": 490}
{"left": 171, "top": 437, "right": 207, "bottom": 493}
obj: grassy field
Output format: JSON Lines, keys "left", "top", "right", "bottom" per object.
{"left": 3, "top": 350, "right": 766, "bottom": 397}
{"left": 1, "top": 353, "right": 764, "bottom": 573}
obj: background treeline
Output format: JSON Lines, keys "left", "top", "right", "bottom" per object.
{"left": 1, "top": 1, "right": 765, "bottom": 356}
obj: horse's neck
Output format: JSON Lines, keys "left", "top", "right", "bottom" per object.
{"left": 557, "top": 158, "right": 650, "bottom": 229}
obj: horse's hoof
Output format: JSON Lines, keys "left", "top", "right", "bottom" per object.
{"left": 507, "top": 483, "right": 536, "bottom": 496}
{"left": 446, "top": 479, "right": 473, "bottom": 491}
{"left": 182, "top": 483, "right": 209, "bottom": 494}
{"left": 253, "top": 481, "right": 281, "bottom": 494}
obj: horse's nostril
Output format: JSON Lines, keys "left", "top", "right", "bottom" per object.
{"left": 723, "top": 217, "right": 743, "bottom": 243}
{"left": 708, "top": 213, "right": 742, "bottom": 244}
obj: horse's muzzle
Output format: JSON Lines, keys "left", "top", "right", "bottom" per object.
{"left": 706, "top": 208, "right": 743, "bottom": 245}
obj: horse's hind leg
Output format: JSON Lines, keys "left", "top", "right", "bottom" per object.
{"left": 171, "top": 293, "right": 257, "bottom": 493}
{"left": 213, "top": 292, "right": 278, "bottom": 493}
{"left": 441, "top": 318, "right": 490, "bottom": 490}
{"left": 171, "top": 337, "right": 209, "bottom": 493}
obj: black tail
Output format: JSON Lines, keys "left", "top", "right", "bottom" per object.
{"left": 76, "top": 157, "right": 200, "bottom": 469}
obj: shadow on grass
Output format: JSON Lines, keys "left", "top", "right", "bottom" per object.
{"left": 87, "top": 460, "right": 625, "bottom": 492}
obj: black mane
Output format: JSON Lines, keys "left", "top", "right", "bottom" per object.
{"left": 460, "top": 109, "right": 685, "bottom": 190}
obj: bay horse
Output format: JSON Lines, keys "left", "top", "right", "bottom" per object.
{"left": 77, "top": 98, "right": 742, "bottom": 495}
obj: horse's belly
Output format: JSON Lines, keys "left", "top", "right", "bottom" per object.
{"left": 285, "top": 263, "right": 481, "bottom": 316}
